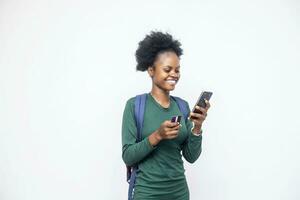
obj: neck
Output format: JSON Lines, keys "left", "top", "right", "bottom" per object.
{"left": 150, "top": 86, "right": 170, "bottom": 106}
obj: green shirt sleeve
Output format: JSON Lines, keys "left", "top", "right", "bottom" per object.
{"left": 182, "top": 101, "right": 203, "bottom": 163}
{"left": 121, "top": 98, "right": 156, "bottom": 166}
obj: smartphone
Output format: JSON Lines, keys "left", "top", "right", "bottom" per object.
{"left": 192, "top": 91, "right": 213, "bottom": 114}
{"left": 171, "top": 115, "right": 182, "bottom": 123}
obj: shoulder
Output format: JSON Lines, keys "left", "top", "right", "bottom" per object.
{"left": 126, "top": 96, "right": 136, "bottom": 104}
{"left": 124, "top": 96, "right": 136, "bottom": 109}
{"left": 124, "top": 93, "right": 146, "bottom": 109}
{"left": 125, "top": 93, "right": 145, "bottom": 104}
{"left": 123, "top": 93, "right": 148, "bottom": 116}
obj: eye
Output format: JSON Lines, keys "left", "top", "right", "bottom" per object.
{"left": 163, "top": 67, "right": 180, "bottom": 73}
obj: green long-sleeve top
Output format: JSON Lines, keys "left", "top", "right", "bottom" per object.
{"left": 122, "top": 93, "right": 203, "bottom": 200}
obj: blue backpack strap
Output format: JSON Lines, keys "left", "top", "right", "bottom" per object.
{"left": 134, "top": 93, "right": 147, "bottom": 142}
{"left": 127, "top": 93, "right": 147, "bottom": 200}
{"left": 171, "top": 96, "right": 189, "bottom": 122}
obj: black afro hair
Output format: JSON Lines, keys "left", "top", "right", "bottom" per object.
{"left": 135, "top": 31, "right": 183, "bottom": 71}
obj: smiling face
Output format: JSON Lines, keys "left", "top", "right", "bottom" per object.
{"left": 147, "top": 51, "right": 181, "bottom": 92}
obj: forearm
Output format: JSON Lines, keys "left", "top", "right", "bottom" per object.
{"left": 122, "top": 131, "right": 159, "bottom": 166}
{"left": 182, "top": 129, "right": 203, "bottom": 163}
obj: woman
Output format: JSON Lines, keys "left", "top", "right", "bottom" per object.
{"left": 122, "top": 31, "right": 211, "bottom": 200}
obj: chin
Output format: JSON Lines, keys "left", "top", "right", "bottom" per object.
{"left": 165, "top": 86, "right": 176, "bottom": 92}
{"left": 158, "top": 83, "right": 176, "bottom": 92}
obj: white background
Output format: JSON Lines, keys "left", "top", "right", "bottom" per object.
{"left": 0, "top": 0, "right": 299, "bottom": 199}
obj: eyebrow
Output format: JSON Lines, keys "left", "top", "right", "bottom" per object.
{"left": 163, "top": 65, "right": 181, "bottom": 69}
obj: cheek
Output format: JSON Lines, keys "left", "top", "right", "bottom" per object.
{"left": 153, "top": 75, "right": 167, "bottom": 85}
{"left": 154, "top": 71, "right": 168, "bottom": 79}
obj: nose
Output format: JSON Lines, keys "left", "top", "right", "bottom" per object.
{"left": 170, "top": 71, "right": 179, "bottom": 78}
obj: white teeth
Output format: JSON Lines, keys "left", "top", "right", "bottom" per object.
{"left": 166, "top": 80, "right": 176, "bottom": 84}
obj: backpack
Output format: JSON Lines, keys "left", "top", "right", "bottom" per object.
{"left": 126, "top": 93, "right": 189, "bottom": 200}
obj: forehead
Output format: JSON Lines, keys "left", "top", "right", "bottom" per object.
{"left": 154, "top": 51, "right": 180, "bottom": 68}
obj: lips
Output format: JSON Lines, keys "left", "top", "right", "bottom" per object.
{"left": 166, "top": 79, "right": 177, "bottom": 85}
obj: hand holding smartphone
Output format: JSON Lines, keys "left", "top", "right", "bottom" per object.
{"left": 191, "top": 91, "right": 213, "bottom": 117}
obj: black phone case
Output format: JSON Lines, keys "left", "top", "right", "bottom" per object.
{"left": 192, "top": 91, "right": 213, "bottom": 113}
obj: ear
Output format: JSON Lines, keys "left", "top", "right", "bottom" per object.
{"left": 147, "top": 66, "right": 155, "bottom": 78}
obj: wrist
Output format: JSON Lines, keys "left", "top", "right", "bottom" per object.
{"left": 154, "top": 130, "right": 162, "bottom": 141}
{"left": 148, "top": 130, "right": 162, "bottom": 147}
{"left": 192, "top": 127, "right": 202, "bottom": 135}
{"left": 191, "top": 122, "right": 202, "bottom": 135}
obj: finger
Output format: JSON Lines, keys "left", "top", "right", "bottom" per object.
{"left": 205, "top": 99, "right": 211, "bottom": 109}
{"left": 167, "top": 134, "right": 178, "bottom": 139}
{"left": 189, "top": 112, "right": 203, "bottom": 120}
{"left": 172, "top": 124, "right": 181, "bottom": 130}
{"left": 168, "top": 130, "right": 179, "bottom": 136}
{"left": 168, "top": 128, "right": 179, "bottom": 134}
{"left": 190, "top": 112, "right": 201, "bottom": 119}
{"left": 200, "top": 108, "right": 208, "bottom": 117}
{"left": 190, "top": 112, "right": 207, "bottom": 120}
{"left": 165, "top": 120, "right": 179, "bottom": 128}
{"left": 194, "top": 106, "right": 207, "bottom": 114}
{"left": 189, "top": 112, "right": 198, "bottom": 120}
{"left": 165, "top": 124, "right": 180, "bottom": 132}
